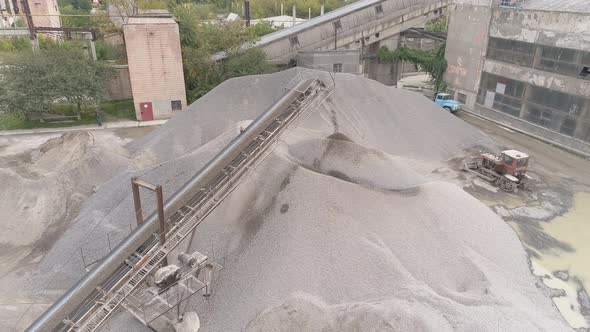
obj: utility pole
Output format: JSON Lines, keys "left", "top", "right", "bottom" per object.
{"left": 21, "top": 0, "right": 37, "bottom": 48}
{"left": 244, "top": 0, "right": 250, "bottom": 27}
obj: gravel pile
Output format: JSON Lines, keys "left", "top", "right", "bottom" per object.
{"left": 26, "top": 68, "right": 570, "bottom": 331}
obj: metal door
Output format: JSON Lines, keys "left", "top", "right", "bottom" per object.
{"left": 140, "top": 102, "right": 153, "bottom": 121}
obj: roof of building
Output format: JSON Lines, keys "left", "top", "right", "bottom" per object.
{"left": 522, "top": 0, "right": 590, "bottom": 14}
{"left": 252, "top": 15, "right": 307, "bottom": 28}
{"left": 126, "top": 16, "right": 176, "bottom": 25}
{"left": 502, "top": 149, "right": 529, "bottom": 159}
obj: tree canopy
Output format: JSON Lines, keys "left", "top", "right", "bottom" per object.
{"left": 175, "top": 17, "right": 277, "bottom": 102}
{"left": 0, "top": 48, "right": 112, "bottom": 115}
{"left": 425, "top": 16, "right": 448, "bottom": 33}
{"left": 377, "top": 45, "right": 448, "bottom": 91}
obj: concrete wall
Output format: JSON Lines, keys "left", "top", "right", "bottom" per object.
{"left": 444, "top": 2, "right": 492, "bottom": 108}
{"left": 258, "top": 0, "right": 450, "bottom": 64}
{"left": 489, "top": 8, "right": 590, "bottom": 50}
{"left": 108, "top": 65, "right": 133, "bottom": 100}
{"left": 297, "top": 50, "right": 362, "bottom": 74}
{"left": 483, "top": 59, "right": 590, "bottom": 97}
{"left": 445, "top": 2, "right": 590, "bottom": 154}
{"left": 364, "top": 35, "right": 399, "bottom": 86}
{"left": 124, "top": 17, "right": 186, "bottom": 121}
{"left": 472, "top": 103, "right": 590, "bottom": 155}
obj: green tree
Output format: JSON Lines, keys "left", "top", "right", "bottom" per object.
{"left": 377, "top": 45, "right": 448, "bottom": 91}
{"left": 71, "top": 0, "right": 93, "bottom": 11}
{"left": 251, "top": 0, "right": 352, "bottom": 19}
{"left": 248, "top": 21, "right": 279, "bottom": 37}
{"left": 425, "top": 16, "right": 448, "bottom": 33}
{"left": 0, "top": 36, "right": 32, "bottom": 53}
{"left": 0, "top": 48, "right": 112, "bottom": 116}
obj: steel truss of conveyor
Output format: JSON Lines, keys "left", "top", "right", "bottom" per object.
{"left": 67, "top": 78, "right": 333, "bottom": 332}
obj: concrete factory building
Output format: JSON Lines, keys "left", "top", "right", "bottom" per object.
{"left": 124, "top": 15, "right": 186, "bottom": 121}
{"left": 445, "top": 0, "right": 590, "bottom": 154}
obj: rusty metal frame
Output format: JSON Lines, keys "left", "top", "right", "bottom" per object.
{"left": 131, "top": 177, "right": 167, "bottom": 265}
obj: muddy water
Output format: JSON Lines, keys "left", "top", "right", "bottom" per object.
{"left": 530, "top": 192, "right": 590, "bottom": 328}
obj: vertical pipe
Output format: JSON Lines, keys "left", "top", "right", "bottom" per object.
{"left": 280, "top": 2, "right": 283, "bottom": 16}
{"left": 308, "top": 7, "right": 311, "bottom": 19}
{"left": 244, "top": 0, "right": 250, "bottom": 27}
{"left": 321, "top": 4, "right": 324, "bottom": 15}
{"left": 156, "top": 185, "right": 168, "bottom": 266}
{"left": 292, "top": 5, "right": 296, "bottom": 26}
{"left": 131, "top": 178, "right": 143, "bottom": 227}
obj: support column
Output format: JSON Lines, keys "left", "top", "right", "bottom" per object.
{"left": 520, "top": 83, "right": 531, "bottom": 119}
{"left": 131, "top": 178, "right": 168, "bottom": 266}
{"left": 292, "top": 5, "right": 296, "bottom": 26}
{"left": 244, "top": 0, "right": 250, "bottom": 27}
{"left": 131, "top": 177, "right": 143, "bottom": 227}
{"left": 90, "top": 39, "right": 97, "bottom": 61}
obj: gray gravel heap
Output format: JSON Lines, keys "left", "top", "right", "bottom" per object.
{"left": 32, "top": 68, "right": 570, "bottom": 331}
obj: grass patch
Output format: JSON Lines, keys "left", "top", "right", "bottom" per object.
{"left": 100, "top": 99, "right": 136, "bottom": 121}
{"left": 0, "top": 99, "right": 136, "bottom": 131}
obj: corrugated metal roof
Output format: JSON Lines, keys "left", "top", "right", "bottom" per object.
{"left": 522, "top": 0, "right": 590, "bottom": 13}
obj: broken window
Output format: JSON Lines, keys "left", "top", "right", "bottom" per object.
{"left": 171, "top": 100, "right": 182, "bottom": 111}
{"left": 333, "top": 63, "right": 342, "bottom": 73}
{"left": 559, "top": 118, "right": 577, "bottom": 137}
{"left": 447, "top": 89, "right": 455, "bottom": 99}
{"left": 536, "top": 45, "right": 590, "bottom": 79}
{"left": 487, "top": 37, "right": 534, "bottom": 67}
{"left": 289, "top": 35, "right": 300, "bottom": 48}
{"left": 528, "top": 86, "right": 585, "bottom": 115}
{"left": 526, "top": 106, "right": 553, "bottom": 128}
{"left": 457, "top": 93, "right": 467, "bottom": 104}
{"left": 375, "top": 4, "right": 383, "bottom": 14}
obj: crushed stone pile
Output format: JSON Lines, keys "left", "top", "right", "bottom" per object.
{"left": 0, "top": 131, "right": 129, "bottom": 251}
{"left": 26, "top": 68, "right": 570, "bottom": 331}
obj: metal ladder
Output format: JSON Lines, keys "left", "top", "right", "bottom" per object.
{"left": 71, "top": 79, "right": 331, "bottom": 332}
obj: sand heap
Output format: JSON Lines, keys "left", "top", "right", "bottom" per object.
{"left": 29, "top": 69, "right": 570, "bottom": 331}
{"left": 0, "top": 131, "right": 129, "bottom": 252}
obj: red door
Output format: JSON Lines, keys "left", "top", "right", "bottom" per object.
{"left": 140, "top": 102, "right": 153, "bottom": 121}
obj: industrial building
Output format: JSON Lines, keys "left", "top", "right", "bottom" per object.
{"left": 124, "top": 15, "right": 187, "bottom": 121}
{"left": 445, "top": 0, "right": 590, "bottom": 154}
{"left": 19, "top": 0, "right": 61, "bottom": 29}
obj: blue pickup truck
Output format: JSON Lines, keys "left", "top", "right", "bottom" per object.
{"left": 434, "top": 93, "right": 461, "bottom": 113}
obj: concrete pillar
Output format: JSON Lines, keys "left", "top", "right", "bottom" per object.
{"left": 308, "top": 7, "right": 311, "bottom": 19}
{"left": 81, "top": 33, "right": 89, "bottom": 59}
{"left": 32, "top": 37, "right": 39, "bottom": 51}
{"left": 292, "top": 5, "right": 296, "bottom": 25}
{"left": 321, "top": 5, "right": 324, "bottom": 15}
{"left": 281, "top": 3, "right": 283, "bottom": 15}
{"left": 520, "top": 84, "right": 531, "bottom": 119}
{"left": 90, "top": 39, "right": 97, "bottom": 61}
{"left": 573, "top": 99, "right": 590, "bottom": 140}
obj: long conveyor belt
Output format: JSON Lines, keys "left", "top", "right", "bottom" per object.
{"left": 27, "top": 77, "right": 332, "bottom": 332}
